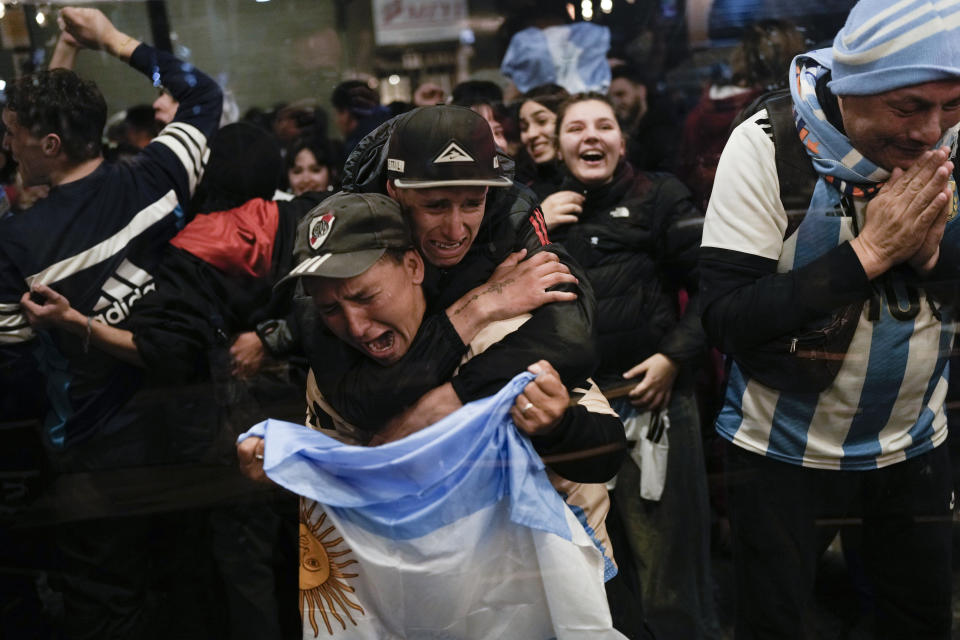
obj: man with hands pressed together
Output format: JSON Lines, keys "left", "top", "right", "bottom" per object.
{"left": 700, "top": 0, "right": 960, "bottom": 637}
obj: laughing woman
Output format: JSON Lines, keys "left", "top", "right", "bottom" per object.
{"left": 548, "top": 92, "right": 721, "bottom": 640}
{"left": 285, "top": 137, "right": 340, "bottom": 196}
{"left": 518, "top": 83, "right": 569, "bottom": 198}
{"left": 517, "top": 84, "right": 595, "bottom": 234}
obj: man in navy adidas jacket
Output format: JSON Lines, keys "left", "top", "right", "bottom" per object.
{"left": 0, "top": 8, "right": 221, "bottom": 638}
{"left": 0, "top": 8, "right": 221, "bottom": 463}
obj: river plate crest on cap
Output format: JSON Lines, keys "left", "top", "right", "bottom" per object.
{"left": 309, "top": 213, "right": 335, "bottom": 250}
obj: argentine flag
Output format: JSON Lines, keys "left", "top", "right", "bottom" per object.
{"left": 500, "top": 23, "right": 611, "bottom": 94}
{"left": 240, "top": 373, "right": 623, "bottom": 639}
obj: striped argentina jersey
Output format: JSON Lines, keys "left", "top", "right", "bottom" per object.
{"left": 702, "top": 111, "right": 958, "bottom": 470}
{"left": 0, "top": 43, "right": 221, "bottom": 447}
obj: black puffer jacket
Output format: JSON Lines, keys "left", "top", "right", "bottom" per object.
{"left": 307, "top": 108, "right": 598, "bottom": 430}
{"left": 551, "top": 162, "right": 705, "bottom": 390}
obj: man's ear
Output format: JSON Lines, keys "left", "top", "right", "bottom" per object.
{"left": 405, "top": 249, "right": 425, "bottom": 285}
{"left": 41, "top": 133, "right": 61, "bottom": 157}
{"left": 386, "top": 179, "right": 398, "bottom": 199}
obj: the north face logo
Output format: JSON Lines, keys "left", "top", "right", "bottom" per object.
{"left": 92, "top": 259, "right": 156, "bottom": 326}
{"left": 434, "top": 141, "right": 474, "bottom": 164}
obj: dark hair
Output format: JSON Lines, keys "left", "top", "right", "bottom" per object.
{"left": 123, "top": 104, "right": 160, "bottom": 136}
{"left": 609, "top": 64, "right": 649, "bottom": 88}
{"left": 387, "top": 100, "right": 414, "bottom": 117}
{"left": 103, "top": 140, "right": 142, "bottom": 165}
{"left": 5, "top": 68, "right": 106, "bottom": 163}
{"left": 284, "top": 136, "right": 341, "bottom": 192}
{"left": 730, "top": 20, "right": 808, "bottom": 91}
{"left": 451, "top": 80, "right": 503, "bottom": 108}
{"left": 519, "top": 83, "right": 569, "bottom": 115}
{"left": 241, "top": 106, "right": 275, "bottom": 132}
{"left": 554, "top": 91, "right": 618, "bottom": 136}
{"left": 331, "top": 80, "right": 380, "bottom": 118}
{"left": 192, "top": 122, "right": 283, "bottom": 214}
{"left": 382, "top": 247, "right": 413, "bottom": 265}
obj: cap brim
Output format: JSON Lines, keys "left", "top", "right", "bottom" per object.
{"left": 274, "top": 248, "right": 387, "bottom": 290}
{"left": 392, "top": 176, "right": 513, "bottom": 189}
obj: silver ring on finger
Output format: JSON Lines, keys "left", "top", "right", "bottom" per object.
{"left": 521, "top": 402, "right": 534, "bottom": 415}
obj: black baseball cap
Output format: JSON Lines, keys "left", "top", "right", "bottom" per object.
{"left": 276, "top": 192, "right": 412, "bottom": 287}
{"left": 386, "top": 106, "right": 512, "bottom": 189}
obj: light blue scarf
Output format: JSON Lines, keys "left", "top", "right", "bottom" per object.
{"left": 787, "top": 50, "right": 958, "bottom": 270}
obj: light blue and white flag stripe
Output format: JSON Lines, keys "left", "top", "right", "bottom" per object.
{"left": 500, "top": 23, "right": 611, "bottom": 94}
{"left": 244, "top": 373, "right": 569, "bottom": 540}
{"left": 240, "top": 372, "right": 624, "bottom": 639}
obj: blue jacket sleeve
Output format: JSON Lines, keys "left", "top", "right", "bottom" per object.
{"left": 127, "top": 43, "right": 223, "bottom": 207}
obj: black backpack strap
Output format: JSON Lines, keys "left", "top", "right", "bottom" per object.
{"left": 764, "top": 92, "right": 818, "bottom": 238}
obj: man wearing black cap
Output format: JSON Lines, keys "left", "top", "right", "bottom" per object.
{"left": 382, "top": 104, "right": 512, "bottom": 269}
{"left": 309, "top": 105, "right": 597, "bottom": 441}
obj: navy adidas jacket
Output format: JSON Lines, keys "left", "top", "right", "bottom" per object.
{"left": 0, "top": 43, "right": 221, "bottom": 456}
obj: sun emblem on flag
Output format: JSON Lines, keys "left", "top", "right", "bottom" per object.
{"left": 300, "top": 499, "right": 365, "bottom": 636}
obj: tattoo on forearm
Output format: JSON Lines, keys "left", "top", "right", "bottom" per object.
{"left": 452, "top": 278, "right": 516, "bottom": 315}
